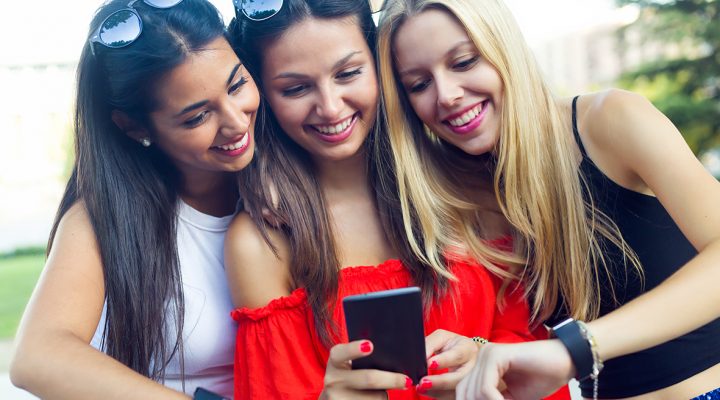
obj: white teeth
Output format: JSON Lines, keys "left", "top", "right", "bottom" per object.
{"left": 217, "top": 134, "right": 248, "bottom": 151}
{"left": 448, "top": 104, "right": 482, "bottom": 127}
{"left": 315, "top": 115, "right": 353, "bottom": 135}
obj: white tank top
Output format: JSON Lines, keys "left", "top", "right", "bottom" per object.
{"left": 91, "top": 200, "right": 238, "bottom": 398}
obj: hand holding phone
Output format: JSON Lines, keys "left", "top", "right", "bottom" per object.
{"left": 342, "top": 287, "right": 428, "bottom": 383}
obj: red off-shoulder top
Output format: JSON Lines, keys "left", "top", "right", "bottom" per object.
{"left": 231, "top": 239, "right": 569, "bottom": 400}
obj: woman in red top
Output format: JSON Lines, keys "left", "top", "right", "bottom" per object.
{"left": 225, "top": 1, "right": 568, "bottom": 399}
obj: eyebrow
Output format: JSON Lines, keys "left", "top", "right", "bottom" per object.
{"left": 227, "top": 63, "right": 242, "bottom": 86}
{"left": 272, "top": 51, "right": 362, "bottom": 80}
{"left": 397, "top": 41, "right": 473, "bottom": 76}
{"left": 175, "top": 63, "right": 242, "bottom": 117}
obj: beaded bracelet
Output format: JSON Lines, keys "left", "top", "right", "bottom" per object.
{"left": 471, "top": 336, "right": 489, "bottom": 347}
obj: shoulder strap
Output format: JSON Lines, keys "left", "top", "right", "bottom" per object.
{"left": 571, "top": 95, "right": 588, "bottom": 157}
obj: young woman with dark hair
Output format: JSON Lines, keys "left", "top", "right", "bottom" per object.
{"left": 224, "top": 1, "right": 568, "bottom": 399}
{"left": 10, "top": 0, "right": 259, "bottom": 398}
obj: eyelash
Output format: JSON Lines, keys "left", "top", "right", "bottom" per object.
{"left": 282, "top": 84, "right": 308, "bottom": 97}
{"left": 337, "top": 68, "right": 362, "bottom": 80}
{"left": 409, "top": 79, "right": 431, "bottom": 94}
{"left": 453, "top": 55, "right": 479, "bottom": 70}
{"left": 229, "top": 76, "right": 248, "bottom": 94}
{"left": 184, "top": 111, "right": 208, "bottom": 128}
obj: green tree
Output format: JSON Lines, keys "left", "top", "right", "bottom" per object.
{"left": 616, "top": 0, "right": 719, "bottom": 155}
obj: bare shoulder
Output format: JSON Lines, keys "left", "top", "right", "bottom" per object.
{"left": 49, "top": 201, "right": 103, "bottom": 283}
{"left": 19, "top": 200, "right": 106, "bottom": 342}
{"left": 574, "top": 89, "right": 671, "bottom": 193}
{"left": 583, "top": 88, "right": 657, "bottom": 132}
{"left": 224, "top": 211, "right": 293, "bottom": 308}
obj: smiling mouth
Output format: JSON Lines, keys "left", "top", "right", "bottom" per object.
{"left": 212, "top": 133, "right": 249, "bottom": 151}
{"left": 443, "top": 100, "right": 489, "bottom": 127}
{"left": 309, "top": 113, "right": 358, "bottom": 136}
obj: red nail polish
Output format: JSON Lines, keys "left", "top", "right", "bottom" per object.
{"left": 405, "top": 376, "right": 413, "bottom": 389}
{"left": 360, "top": 341, "right": 372, "bottom": 353}
{"left": 417, "top": 379, "right": 432, "bottom": 393}
{"left": 429, "top": 360, "right": 439, "bottom": 370}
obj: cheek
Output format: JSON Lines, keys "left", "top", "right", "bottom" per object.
{"left": 266, "top": 95, "right": 300, "bottom": 128}
{"left": 364, "top": 73, "right": 380, "bottom": 104}
{"left": 409, "top": 95, "right": 435, "bottom": 126}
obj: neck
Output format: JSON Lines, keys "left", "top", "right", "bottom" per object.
{"left": 179, "top": 171, "right": 238, "bottom": 217}
{"left": 314, "top": 148, "right": 371, "bottom": 200}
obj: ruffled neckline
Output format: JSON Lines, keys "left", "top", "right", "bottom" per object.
{"left": 231, "top": 259, "right": 406, "bottom": 322}
{"left": 232, "top": 236, "right": 513, "bottom": 322}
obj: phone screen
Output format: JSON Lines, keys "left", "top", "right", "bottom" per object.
{"left": 342, "top": 287, "right": 427, "bottom": 383}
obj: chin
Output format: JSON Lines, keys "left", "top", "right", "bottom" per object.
{"left": 458, "top": 142, "right": 493, "bottom": 156}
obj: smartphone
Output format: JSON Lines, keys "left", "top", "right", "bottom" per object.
{"left": 342, "top": 286, "right": 427, "bottom": 383}
{"left": 193, "top": 387, "right": 230, "bottom": 400}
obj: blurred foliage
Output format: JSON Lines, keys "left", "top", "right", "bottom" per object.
{"left": 0, "top": 254, "right": 44, "bottom": 338}
{"left": 0, "top": 246, "right": 46, "bottom": 259}
{"left": 616, "top": 0, "right": 719, "bottom": 154}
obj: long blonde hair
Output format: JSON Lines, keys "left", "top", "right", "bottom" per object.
{"left": 377, "top": 0, "right": 641, "bottom": 322}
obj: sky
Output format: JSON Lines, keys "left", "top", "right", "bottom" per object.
{"left": 0, "top": 0, "right": 618, "bottom": 66}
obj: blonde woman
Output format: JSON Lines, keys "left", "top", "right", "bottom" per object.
{"left": 377, "top": 0, "right": 720, "bottom": 399}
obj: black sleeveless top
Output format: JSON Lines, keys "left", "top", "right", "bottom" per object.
{"left": 559, "top": 96, "right": 720, "bottom": 398}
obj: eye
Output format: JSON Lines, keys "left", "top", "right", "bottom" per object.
{"left": 452, "top": 55, "right": 479, "bottom": 71}
{"left": 229, "top": 76, "right": 248, "bottom": 95}
{"left": 281, "top": 83, "right": 309, "bottom": 97}
{"left": 336, "top": 68, "right": 362, "bottom": 81}
{"left": 408, "top": 78, "right": 432, "bottom": 94}
{"left": 183, "top": 111, "right": 209, "bottom": 128}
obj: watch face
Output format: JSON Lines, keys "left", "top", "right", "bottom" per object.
{"left": 193, "top": 388, "right": 229, "bottom": 400}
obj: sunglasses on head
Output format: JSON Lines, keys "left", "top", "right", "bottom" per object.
{"left": 89, "top": 0, "right": 184, "bottom": 56}
{"left": 233, "top": 0, "right": 385, "bottom": 23}
{"left": 233, "top": 0, "right": 284, "bottom": 21}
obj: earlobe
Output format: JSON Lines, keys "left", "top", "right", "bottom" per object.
{"left": 111, "top": 109, "right": 149, "bottom": 144}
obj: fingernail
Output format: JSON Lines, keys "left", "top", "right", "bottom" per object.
{"left": 360, "top": 341, "right": 372, "bottom": 353}
{"left": 429, "top": 360, "right": 439, "bottom": 370}
{"left": 405, "top": 376, "right": 413, "bottom": 389}
{"left": 416, "top": 378, "right": 432, "bottom": 393}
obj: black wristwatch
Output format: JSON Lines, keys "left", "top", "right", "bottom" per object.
{"left": 550, "top": 318, "right": 594, "bottom": 380}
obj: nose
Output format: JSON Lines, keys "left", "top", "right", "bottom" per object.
{"left": 219, "top": 98, "right": 251, "bottom": 138}
{"left": 315, "top": 83, "right": 343, "bottom": 121}
{"left": 436, "top": 73, "right": 463, "bottom": 109}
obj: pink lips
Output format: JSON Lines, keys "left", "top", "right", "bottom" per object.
{"left": 212, "top": 133, "right": 251, "bottom": 157}
{"left": 444, "top": 101, "right": 488, "bottom": 135}
{"left": 309, "top": 114, "right": 358, "bottom": 144}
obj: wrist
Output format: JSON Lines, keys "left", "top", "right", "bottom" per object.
{"left": 550, "top": 318, "right": 603, "bottom": 381}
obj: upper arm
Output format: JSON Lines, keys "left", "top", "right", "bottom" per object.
{"left": 224, "top": 212, "right": 293, "bottom": 308}
{"left": 16, "top": 201, "right": 106, "bottom": 344}
{"left": 584, "top": 89, "right": 720, "bottom": 250}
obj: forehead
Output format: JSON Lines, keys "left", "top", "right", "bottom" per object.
{"left": 153, "top": 37, "right": 239, "bottom": 111}
{"left": 393, "top": 9, "right": 471, "bottom": 69}
{"left": 262, "top": 16, "right": 370, "bottom": 75}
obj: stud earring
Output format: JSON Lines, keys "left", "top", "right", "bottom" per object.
{"left": 141, "top": 138, "right": 151, "bottom": 147}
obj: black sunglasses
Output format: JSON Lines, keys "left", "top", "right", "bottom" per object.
{"left": 233, "top": 0, "right": 284, "bottom": 21}
{"left": 233, "top": 0, "right": 384, "bottom": 23}
{"left": 89, "top": 0, "right": 184, "bottom": 56}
